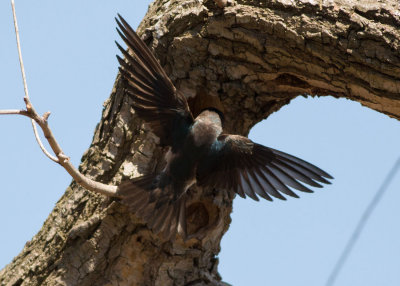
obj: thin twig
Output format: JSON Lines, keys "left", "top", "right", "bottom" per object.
{"left": 2, "top": 99, "right": 120, "bottom": 196}
{"left": 32, "top": 117, "right": 60, "bottom": 161}
{"left": 11, "top": 0, "right": 28, "bottom": 99}
{"left": 1, "top": 0, "right": 119, "bottom": 197}
{"left": 0, "top": 109, "right": 29, "bottom": 116}
{"left": 11, "top": 0, "right": 59, "bottom": 163}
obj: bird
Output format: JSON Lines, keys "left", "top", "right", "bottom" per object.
{"left": 114, "top": 15, "right": 333, "bottom": 239}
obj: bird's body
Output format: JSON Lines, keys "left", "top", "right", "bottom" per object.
{"left": 161, "top": 109, "right": 224, "bottom": 195}
{"left": 165, "top": 109, "right": 222, "bottom": 192}
{"left": 115, "top": 15, "right": 333, "bottom": 239}
{"left": 119, "top": 109, "right": 224, "bottom": 237}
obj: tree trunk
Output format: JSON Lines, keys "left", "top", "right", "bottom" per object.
{"left": 1, "top": 0, "right": 399, "bottom": 285}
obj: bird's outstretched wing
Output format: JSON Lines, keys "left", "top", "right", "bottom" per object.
{"left": 115, "top": 15, "right": 193, "bottom": 150}
{"left": 197, "top": 134, "right": 333, "bottom": 201}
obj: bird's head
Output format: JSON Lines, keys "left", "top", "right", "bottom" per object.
{"left": 199, "top": 107, "right": 225, "bottom": 126}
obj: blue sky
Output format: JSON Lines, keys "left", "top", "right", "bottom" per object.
{"left": 1, "top": 1, "right": 399, "bottom": 285}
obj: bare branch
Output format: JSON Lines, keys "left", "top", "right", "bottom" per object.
{"left": 43, "top": 111, "right": 51, "bottom": 121}
{"left": 0, "top": 101, "right": 119, "bottom": 197}
{"left": 11, "top": 0, "right": 29, "bottom": 100}
{"left": 31, "top": 120, "right": 59, "bottom": 162}
{"left": 11, "top": 0, "right": 58, "bottom": 163}
{"left": 1, "top": 0, "right": 119, "bottom": 197}
{"left": 0, "top": 109, "right": 29, "bottom": 116}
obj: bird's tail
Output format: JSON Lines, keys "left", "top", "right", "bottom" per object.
{"left": 117, "top": 174, "right": 187, "bottom": 240}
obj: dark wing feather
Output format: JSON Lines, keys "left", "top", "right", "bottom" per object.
{"left": 117, "top": 174, "right": 187, "bottom": 240}
{"left": 197, "top": 134, "right": 333, "bottom": 201}
{"left": 115, "top": 15, "right": 193, "bottom": 150}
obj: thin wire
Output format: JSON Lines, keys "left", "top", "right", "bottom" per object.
{"left": 326, "top": 156, "right": 400, "bottom": 286}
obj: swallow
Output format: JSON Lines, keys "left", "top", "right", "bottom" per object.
{"left": 115, "top": 15, "right": 333, "bottom": 239}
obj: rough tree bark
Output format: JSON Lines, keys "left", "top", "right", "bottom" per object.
{"left": 1, "top": 0, "right": 399, "bottom": 285}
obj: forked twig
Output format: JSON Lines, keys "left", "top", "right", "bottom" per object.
{"left": 11, "top": 0, "right": 58, "bottom": 162}
{"left": 1, "top": 1, "right": 118, "bottom": 197}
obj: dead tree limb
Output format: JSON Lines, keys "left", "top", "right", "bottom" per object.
{"left": 0, "top": 0, "right": 399, "bottom": 285}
